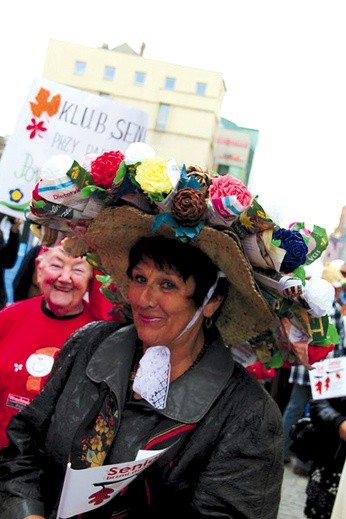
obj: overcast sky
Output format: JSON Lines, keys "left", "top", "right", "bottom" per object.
{"left": 1, "top": 0, "right": 345, "bottom": 236}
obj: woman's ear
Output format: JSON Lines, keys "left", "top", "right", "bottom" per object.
{"left": 203, "top": 294, "right": 224, "bottom": 318}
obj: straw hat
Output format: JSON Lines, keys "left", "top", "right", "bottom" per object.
{"left": 322, "top": 264, "right": 345, "bottom": 288}
{"left": 84, "top": 205, "right": 275, "bottom": 345}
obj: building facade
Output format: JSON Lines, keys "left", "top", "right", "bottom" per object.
{"left": 42, "top": 39, "right": 226, "bottom": 169}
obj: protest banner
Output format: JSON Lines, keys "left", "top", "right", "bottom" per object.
{"left": 0, "top": 77, "right": 149, "bottom": 218}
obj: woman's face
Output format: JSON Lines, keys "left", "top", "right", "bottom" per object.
{"left": 128, "top": 257, "right": 198, "bottom": 347}
{"left": 36, "top": 248, "right": 93, "bottom": 316}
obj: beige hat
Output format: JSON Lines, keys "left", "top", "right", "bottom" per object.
{"left": 322, "top": 264, "right": 345, "bottom": 288}
{"left": 84, "top": 205, "right": 275, "bottom": 345}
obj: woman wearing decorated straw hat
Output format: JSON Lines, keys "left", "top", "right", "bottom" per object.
{"left": 0, "top": 148, "right": 285, "bottom": 518}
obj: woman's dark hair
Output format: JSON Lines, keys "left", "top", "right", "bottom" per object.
{"left": 126, "top": 235, "right": 229, "bottom": 309}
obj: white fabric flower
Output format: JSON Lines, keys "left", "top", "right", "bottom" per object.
{"left": 302, "top": 278, "right": 335, "bottom": 318}
{"left": 79, "top": 153, "right": 98, "bottom": 172}
{"left": 40, "top": 154, "right": 74, "bottom": 180}
{"left": 124, "top": 142, "right": 156, "bottom": 165}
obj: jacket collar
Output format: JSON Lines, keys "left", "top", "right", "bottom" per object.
{"left": 86, "top": 324, "right": 234, "bottom": 423}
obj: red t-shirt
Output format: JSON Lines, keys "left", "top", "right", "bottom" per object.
{"left": 0, "top": 295, "right": 95, "bottom": 448}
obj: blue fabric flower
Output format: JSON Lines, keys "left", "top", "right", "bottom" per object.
{"left": 272, "top": 228, "right": 308, "bottom": 273}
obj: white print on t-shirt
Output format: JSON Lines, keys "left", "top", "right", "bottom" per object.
{"left": 26, "top": 353, "right": 55, "bottom": 377}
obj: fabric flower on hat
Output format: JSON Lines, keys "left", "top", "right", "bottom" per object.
{"left": 301, "top": 278, "right": 335, "bottom": 318}
{"left": 39, "top": 154, "right": 74, "bottom": 180}
{"left": 272, "top": 228, "right": 308, "bottom": 273}
{"left": 186, "top": 165, "right": 214, "bottom": 196}
{"left": 171, "top": 188, "right": 207, "bottom": 227}
{"left": 90, "top": 150, "right": 125, "bottom": 189}
{"left": 153, "top": 165, "right": 207, "bottom": 240}
{"left": 207, "top": 174, "right": 252, "bottom": 227}
{"left": 31, "top": 183, "right": 46, "bottom": 209}
{"left": 124, "top": 142, "right": 156, "bottom": 166}
{"left": 79, "top": 153, "right": 98, "bottom": 172}
{"left": 76, "top": 150, "right": 128, "bottom": 210}
{"left": 134, "top": 157, "right": 174, "bottom": 202}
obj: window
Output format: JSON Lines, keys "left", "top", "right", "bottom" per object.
{"left": 134, "top": 71, "right": 146, "bottom": 85}
{"left": 164, "top": 77, "right": 176, "bottom": 90}
{"left": 74, "top": 60, "right": 86, "bottom": 75}
{"left": 155, "top": 104, "right": 170, "bottom": 130}
{"left": 103, "top": 66, "right": 116, "bottom": 80}
{"left": 195, "top": 82, "right": 207, "bottom": 95}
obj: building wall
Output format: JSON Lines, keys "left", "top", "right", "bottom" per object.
{"left": 42, "top": 39, "right": 226, "bottom": 168}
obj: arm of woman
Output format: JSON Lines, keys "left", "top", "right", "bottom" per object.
{"left": 189, "top": 379, "right": 284, "bottom": 518}
{"left": 310, "top": 397, "right": 346, "bottom": 436}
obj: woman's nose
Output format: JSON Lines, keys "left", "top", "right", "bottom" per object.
{"left": 137, "top": 284, "right": 156, "bottom": 307}
{"left": 58, "top": 267, "right": 73, "bottom": 282}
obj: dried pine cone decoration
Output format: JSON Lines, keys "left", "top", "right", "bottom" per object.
{"left": 171, "top": 188, "right": 207, "bottom": 227}
{"left": 186, "top": 165, "right": 214, "bottom": 196}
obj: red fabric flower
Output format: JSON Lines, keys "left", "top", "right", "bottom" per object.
{"left": 246, "top": 361, "right": 276, "bottom": 380}
{"left": 90, "top": 151, "right": 125, "bottom": 189}
{"left": 32, "top": 183, "right": 44, "bottom": 202}
{"left": 308, "top": 343, "right": 335, "bottom": 365}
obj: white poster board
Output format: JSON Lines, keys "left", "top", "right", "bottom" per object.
{"left": 309, "top": 356, "right": 346, "bottom": 399}
{"left": 57, "top": 447, "right": 169, "bottom": 518}
{"left": 0, "top": 78, "right": 149, "bottom": 218}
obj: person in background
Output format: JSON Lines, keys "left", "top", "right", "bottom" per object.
{"left": 283, "top": 364, "right": 312, "bottom": 473}
{"left": 282, "top": 263, "right": 345, "bottom": 476}
{"left": 12, "top": 243, "right": 42, "bottom": 301}
{"left": 0, "top": 239, "right": 95, "bottom": 449}
{"left": 0, "top": 202, "right": 284, "bottom": 519}
{"left": 304, "top": 391, "right": 346, "bottom": 518}
{"left": 13, "top": 242, "right": 117, "bottom": 322}
{"left": 0, "top": 214, "right": 22, "bottom": 309}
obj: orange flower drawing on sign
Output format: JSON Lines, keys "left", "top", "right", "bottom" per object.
{"left": 30, "top": 87, "right": 61, "bottom": 117}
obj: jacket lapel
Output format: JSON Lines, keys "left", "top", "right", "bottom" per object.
{"left": 86, "top": 325, "right": 235, "bottom": 424}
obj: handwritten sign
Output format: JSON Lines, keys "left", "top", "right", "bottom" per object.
{"left": 0, "top": 77, "right": 149, "bottom": 218}
{"left": 309, "top": 356, "right": 346, "bottom": 399}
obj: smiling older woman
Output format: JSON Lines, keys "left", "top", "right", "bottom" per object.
{"left": 0, "top": 242, "right": 95, "bottom": 450}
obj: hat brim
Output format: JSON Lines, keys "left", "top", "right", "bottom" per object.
{"left": 84, "top": 205, "right": 274, "bottom": 344}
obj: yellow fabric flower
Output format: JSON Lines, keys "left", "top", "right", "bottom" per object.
{"left": 135, "top": 157, "right": 173, "bottom": 196}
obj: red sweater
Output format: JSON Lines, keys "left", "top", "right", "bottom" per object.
{"left": 0, "top": 295, "right": 95, "bottom": 448}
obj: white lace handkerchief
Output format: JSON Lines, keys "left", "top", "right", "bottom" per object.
{"left": 133, "top": 346, "right": 171, "bottom": 409}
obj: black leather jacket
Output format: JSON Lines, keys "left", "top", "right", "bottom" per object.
{"left": 0, "top": 322, "right": 284, "bottom": 518}
{"left": 310, "top": 395, "right": 346, "bottom": 462}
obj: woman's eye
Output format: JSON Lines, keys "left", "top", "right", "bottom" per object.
{"left": 73, "top": 270, "right": 84, "bottom": 275}
{"left": 133, "top": 274, "right": 146, "bottom": 284}
{"left": 161, "top": 280, "right": 176, "bottom": 290}
{"left": 50, "top": 263, "right": 62, "bottom": 269}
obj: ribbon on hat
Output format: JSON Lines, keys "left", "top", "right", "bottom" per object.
{"left": 133, "top": 346, "right": 171, "bottom": 409}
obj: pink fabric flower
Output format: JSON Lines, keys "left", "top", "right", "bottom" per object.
{"left": 208, "top": 174, "right": 252, "bottom": 222}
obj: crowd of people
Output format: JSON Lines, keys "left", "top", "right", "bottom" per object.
{"left": 0, "top": 145, "right": 344, "bottom": 518}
